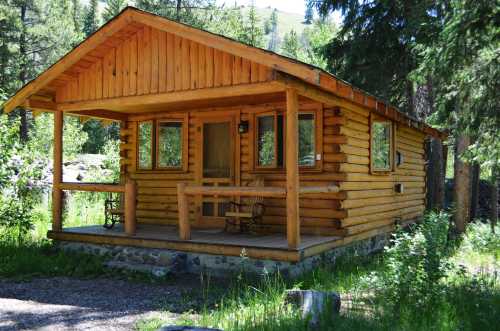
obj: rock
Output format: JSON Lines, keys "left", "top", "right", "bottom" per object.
{"left": 158, "top": 326, "right": 222, "bottom": 331}
{"left": 284, "top": 289, "right": 341, "bottom": 326}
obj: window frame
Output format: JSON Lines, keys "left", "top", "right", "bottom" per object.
{"left": 370, "top": 114, "right": 395, "bottom": 174}
{"left": 251, "top": 106, "right": 323, "bottom": 173}
{"left": 136, "top": 114, "right": 188, "bottom": 173}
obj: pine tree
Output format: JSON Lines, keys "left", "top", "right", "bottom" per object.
{"left": 240, "top": 2, "right": 264, "bottom": 47}
{"left": 304, "top": 2, "right": 313, "bottom": 24}
{"left": 102, "top": 0, "right": 128, "bottom": 22}
{"left": 281, "top": 30, "right": 300, "bottom": 59}
{"left": 267, "top": 9, "right": 279, "bottom": 52}
{"left": 83, "top": 0, "right": 99, "bottom": 37}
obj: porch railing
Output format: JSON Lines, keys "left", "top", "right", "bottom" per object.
{"left": 176, "top": 183, "right": 340, "bottom": 246}
{"left": 55, "top": 180, "right": 137, "bottom": 235}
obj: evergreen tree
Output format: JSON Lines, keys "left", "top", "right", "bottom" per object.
{"left": 267, "top": 9, "right": 279, "bottom": 52}
{"left": 281, "top": 30, "right": 300, "bottom": 59}
{"left": 102, "top": 0, "right": 128, "bottom": 22}
{"left": 240, "top": 2, "right": 264, "bottom": 47}
{"left": 83, "top": 0, "right": 99, "bottom": 36}
{"left": 304, "top": 1, "right": 313, "bottom": 24}
{"left": 310, "top": 0, "right": 440, "bottom": 116}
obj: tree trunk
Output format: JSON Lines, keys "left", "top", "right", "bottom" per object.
{"left": 176, "top": 0, "right": 181, "bottom": 21}
{"left": 470, "top": 163, "right": 480, "bottom": 221}
{"left": 490, "top": 167, "right": 498, "bottom": 233}
{"left": 425, "top": 137, "right": 445, "bottom": 210}
{"left": 19, "top": 3, "right": 28, "bottom": 142}
{"left": 438, "top": 143, "right": 448, "bottom": 208}
{"left": 453, "top": 135, "right": 471, "bottom": 234}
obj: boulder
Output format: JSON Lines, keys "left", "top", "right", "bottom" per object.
{"left": 158, "top": 326, "right": 222, "bottom": 331}
{"left": 285, "top": 289, "right": 341, "bottom": 326}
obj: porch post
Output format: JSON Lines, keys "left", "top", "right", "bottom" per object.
{"left": 285, "top": 88, "right": 300, "bottom": 248}
{"left": 177, "top": 183, "right": 191, "bottom": 240}
{"left": 124, "top": 179, "right": 137, "bottom": 235}
{"left": 52, "top": 111, "right": 63, "bottom": 231}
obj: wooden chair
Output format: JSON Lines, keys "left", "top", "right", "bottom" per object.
{"left": 224, "top": 177, "right": 266, "bottom": 233}
{"left": 103, "top": 192, "right": 124, "bottom": 229}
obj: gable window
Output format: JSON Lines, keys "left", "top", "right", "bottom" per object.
{"left": 157, "top": 121, "right": 183, "bottom": 169}
{"left": 254, "top": 109, "right": 321, "bottom": 171}
{"left": 137, "top": 116, "right": 187, "bottom": 171}
{"left": 138, "top": 121, "right": 153, "bottom": 170}
{"left": 371, "top": 120, "right": 393, "bottom": 172}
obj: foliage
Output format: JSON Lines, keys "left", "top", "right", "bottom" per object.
{"left": 310, "top": 0, "right": 441, "bottom": 115}
{"left": 280, "top": 19, "right": 336, "bottom": 70}
{"left": 83, "top": 0, "right": 100, "bottom": 36}
{"left": 362, "top": 211, "right": 452, "bottom": 314}
{"left": 0, "top": 115, "right": 46, "bottom": 244}
{"left": 63, "top": 116, "right": 89, "bottom": 160}
{"left": 103, "top": 139, "right": 121, "bottom": 183}
{"left": 102, "top": 0, "right": 129, "bottom": 22}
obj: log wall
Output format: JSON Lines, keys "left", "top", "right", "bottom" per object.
{"left": 119, "top": 100, "right": 427, "bottom": 244}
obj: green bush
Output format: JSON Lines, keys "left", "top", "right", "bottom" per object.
{"left": 362, "top": 211, "right": 452, "bottom": 314}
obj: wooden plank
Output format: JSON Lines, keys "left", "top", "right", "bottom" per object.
{"left": 190, "top": 41, "right": 198, "bottom": 89}
{"left": 59, "top": 182, "right": 126, "bottom": 193}
{"left": 137, "top": 27, "right": 145, "bottom": 95}
{"left": 222, "top": 52, "right": 232, "bottom": 86}
{"left": 129, "top": 33, "right": 138, "bottom": 95}
{"left": 59, "top": 81, "right": 284, "bottom": 111}
{"left": 205, "top": 47, "right": 214, "bottom": 88}
{"left": 115, "top": 43, "right": 123, "bottom": 97}
{"left": 95, "top": 59, "right": 103, "bottom": 99}
{"left": 241, "top": 58, "right": 250, "bottom": 83}
{"left": 122, "top": 38, "right": 130, "bottom": 96}
{"left": 158, "top": 31, "right": 167, "bottom": 93}
{"left": 143, "top": 26, "right": 151, "bottom": 94}
{"left": 150, "top": 27, "right": 159, "bottom": 94}
{"left": 197, "top": 44, "right": 206, "bottom": 89}
{"left": 286, "top": 88, "right": 300, "bottom": 249}
{"left": 181, "top": 37, "right": 190, "bottom": 90}
{"left": 213, "top": 49, "right": 223, "bottom": 87}
{"left": 166, "top": 32, "right": 174, "bottom": 92}
{"left": 174, "top": 35, "right": 182, "bottom": 91}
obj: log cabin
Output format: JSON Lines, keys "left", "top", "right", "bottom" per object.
{"left": 2, "top": 7, "right": 445, "bottom": 273}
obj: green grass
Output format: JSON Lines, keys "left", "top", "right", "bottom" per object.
{"left": 137, "top": 221, "right": 500, "bottom": 331}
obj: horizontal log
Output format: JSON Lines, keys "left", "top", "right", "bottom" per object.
{"left": 182, "top": 185, "right": 340, "bottom": 198}
{"left": 58, "top": 182, "right": 125, "bottom": 193}
{"left": 341, "top": 205, "right": 425, "bottom": 227}
{"left": 341, "top": 193, "right": 425, "bottom": 209}
{"left": 346, "top": 199, "right": 424, "bottom": 217}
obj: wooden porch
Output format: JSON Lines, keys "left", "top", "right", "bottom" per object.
{"left": 48, "top": 224, "right": 342, "bottom": 262}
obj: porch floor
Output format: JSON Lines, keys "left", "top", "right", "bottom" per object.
{"left": 48, "top": 224, "right": 342, "bottom": 262}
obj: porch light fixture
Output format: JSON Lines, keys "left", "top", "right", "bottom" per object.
{"left": 238, "top": 121, "right": 249, "bottom": 134}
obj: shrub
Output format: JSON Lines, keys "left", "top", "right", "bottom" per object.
{"left": 362, "top": 211, "right": 452, "bottom": 314}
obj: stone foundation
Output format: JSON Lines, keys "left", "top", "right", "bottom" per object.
{"left": 57, "top": 234, "right": 387, "bottom": 278}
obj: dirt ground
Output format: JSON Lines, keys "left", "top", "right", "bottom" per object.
{"left": 0, "top": 276, "right": 208, "bottom": 331}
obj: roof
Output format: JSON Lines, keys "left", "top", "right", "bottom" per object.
{"left": 1, "top": 6, "right": 445, "bottom": 139}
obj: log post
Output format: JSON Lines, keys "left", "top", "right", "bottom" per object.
{"left": 52, "top": 111, "right": 63, "bottom": 231}
{"left": 286, "top": 88, "right": 300, "bottom": 248}
{"left": 124, "top": 179, "right": 137, "bottom": 235}
{"left": 177, "top": 183, "right": 191, "bottom": 240}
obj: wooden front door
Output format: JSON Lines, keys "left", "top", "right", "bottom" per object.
{"left": 196, "top": 115, "right": 236, "bottom": 225}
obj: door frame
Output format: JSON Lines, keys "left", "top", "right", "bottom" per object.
{"left": 194, "top": 111, "right": 240, "bottom": 227}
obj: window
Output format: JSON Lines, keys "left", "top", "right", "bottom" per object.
{"left": 138, "top": 121, "right": 153, "bottom": 170}
{"left": 371, "top": 121, "right": 393, "bottom": 172}
{"left": 137, "top": 117, "right": 187, "bottom": 171}
{"left": 254, "top": 110, "right": 320, "bottom": 170}
{"left": 157, "top": 121, "right": 183, "bottom": 169}
{"left": 298, "top": 113, "right": 315, "bottom": 166}
{"left": 256, "top": 113, "right": 283, "bottom": 168}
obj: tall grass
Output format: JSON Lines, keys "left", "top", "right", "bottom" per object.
{"left": 139, "top": 213, "right": 500, "bottom": 331}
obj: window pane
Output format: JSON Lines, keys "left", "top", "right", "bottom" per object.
{"left": 257, "top": 115, "right": 275, "bottom": 166}
{"left": 138, "top": 122, "right": 153, "bottom": 169}
{"left": 299, "top": 113, "right": 315, "bottom": 166}
{"left": 158, "top": 122, "right": 182, "bottom": 168}
{"left": 372, "top": 122, "right": 391, "bottom": 170}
